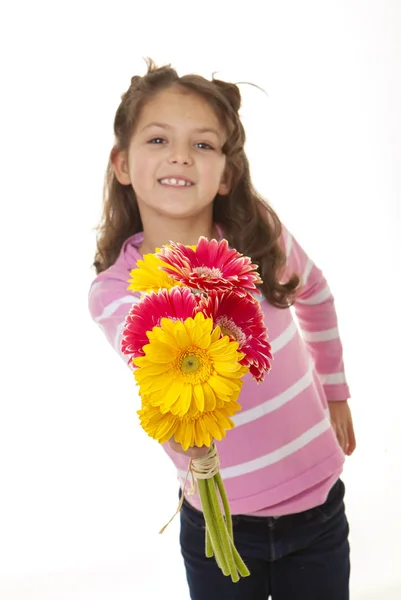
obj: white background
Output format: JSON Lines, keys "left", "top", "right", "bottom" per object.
{"left": 1, "top": 1, "right": 400, "bottom": 598}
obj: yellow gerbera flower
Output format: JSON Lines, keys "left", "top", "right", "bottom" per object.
{"left": 137, "top": 397, "right": 242, "bottom": 450}
{"left": 127, "top": 252, "right": 182, "bottom": 293}
{"left": 133, "top": 313, "right": 248, "bottom": 418}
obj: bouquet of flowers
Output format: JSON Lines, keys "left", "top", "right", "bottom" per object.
{"left": 121, "top": 237, "right": 273, "bottom": 582}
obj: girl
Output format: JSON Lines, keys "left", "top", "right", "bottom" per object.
{"left": 88, "top": 59, "right": 356, "bottom": 600}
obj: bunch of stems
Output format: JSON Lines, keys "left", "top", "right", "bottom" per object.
{"left": 194, "top": 447, "right": 250, "bottom": 582}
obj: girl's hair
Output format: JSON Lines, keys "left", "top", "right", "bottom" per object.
{"left": 93, "top": 59, "right": 300, "bottom": 308}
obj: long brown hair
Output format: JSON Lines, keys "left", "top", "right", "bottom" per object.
{"left": 93, "top": 59, "right": 300, "bottom": 308}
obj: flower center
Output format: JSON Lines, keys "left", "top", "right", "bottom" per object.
{"left": 174, "top": 346, "right": 214, "bottom": 384}
{"left": 216, "top": 316, "right": 246, "bottom": 346}
{"left": 181, "top": 354, "right": 201, "bottom": 373}
{"left": 193, "top": 266, "right": 223, "bottom": 280}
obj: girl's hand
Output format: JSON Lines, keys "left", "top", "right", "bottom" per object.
{"left": 168, "top": 438, "right": 210, "bottom": 458}
{"left": 328, "top": 400, "right": 356, "bottom": 456}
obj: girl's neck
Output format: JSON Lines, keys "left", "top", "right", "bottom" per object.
{"left": 138, "top": 216, "right": 219, "bottom": 255}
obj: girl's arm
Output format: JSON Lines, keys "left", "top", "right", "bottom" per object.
{"left": 280, "top": 224, "right": 351, "bottom": 403}
{"left": 88, "top": 272, "right": 140, "bottom": 369}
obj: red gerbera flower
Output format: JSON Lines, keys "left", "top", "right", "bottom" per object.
{"left": 157, "top": 237, "right": 262, "bottom": 295}
{"left": 199, "top": 290, "right": 273, "bottom": 382}
{"left": 121, "top": 287, "right": 198, "bottom": 359}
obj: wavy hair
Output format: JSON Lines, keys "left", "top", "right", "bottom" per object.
{"left": 93, "top": 59, "right": 300, "bottom": 308}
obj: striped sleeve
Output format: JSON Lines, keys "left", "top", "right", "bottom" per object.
{"left": 281, "top": 225, "right": 351, "bottom": 401}
{"left": 88, "top": 276, "right": 140, "bottom": 369}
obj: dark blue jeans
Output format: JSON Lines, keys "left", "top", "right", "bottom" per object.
{"left": 179, "top": 479, "right": 350, "bottom": 599}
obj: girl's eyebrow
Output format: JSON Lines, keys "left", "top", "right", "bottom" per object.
{"left": 140, "top": 121, "right": 221, "bottom": 137}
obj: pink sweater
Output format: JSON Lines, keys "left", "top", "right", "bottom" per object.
{"left": 88, "top": 225, "right": 350, "bottom": 516}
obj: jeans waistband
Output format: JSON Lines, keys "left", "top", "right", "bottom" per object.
{"left": 180, "top": 478, "right": 343, "bottom": 524}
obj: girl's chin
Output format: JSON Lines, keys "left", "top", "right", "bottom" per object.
{"left": 147, "top": 205, "right": 212, "bottom": 220}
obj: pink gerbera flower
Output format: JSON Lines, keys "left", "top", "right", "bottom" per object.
{"left": 157, "top": 237, "right": 262, "bottom": 295}
{"left": 121, "top": 287, "right": 198, "bottom": 359}
{"left": 199, "top": 290, "right": 273, "bottom": 382}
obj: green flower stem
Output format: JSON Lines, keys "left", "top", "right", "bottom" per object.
{"left": 230, "top": 540, "right": 251, "bottom": 577}
{"left": 206, "top": 477, "right": 238, "bottom": 582}
{"left": 213, "top": 473, "right": 250, "bottom": 579}
{"left": 205, "top": 478, "right": 231, "bottom": 576}
{"left": 205, "top": 527, "right": 214, "bottom": 558}
{"left": 215, "top": 471, "right": 233, "bottom": 540}
{"left": 198, "top": 479, "right": 229, "bottom": 576}
{"left": 205, "top": 527, "right": 224, "bottom": 572}
{"left": 204, "top": 480, "right": 230, "bottom": 576}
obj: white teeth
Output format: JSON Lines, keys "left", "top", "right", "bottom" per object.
{"left": 159, "top": 178, "right": 192, "bottom": 186}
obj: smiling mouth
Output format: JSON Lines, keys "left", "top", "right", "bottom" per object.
{"left": 158, "top": 177, "right": 194, "bottom": 187}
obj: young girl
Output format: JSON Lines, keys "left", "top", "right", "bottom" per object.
{"left": 88, "top": 59, "right": 356, "bottom": 600}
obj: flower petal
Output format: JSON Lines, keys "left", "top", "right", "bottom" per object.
{"left": 171, "top": 383, "right": 192, "bottom": 416}
{"left": 202, "top": 382, "right": 216, "bottom": 412}
{"left": 208, "top": 375, "right": 237, "bottom": 396}
{"left": 163, "top": 379, "right": 185, "bottom": 409}
{"left": 193, "top": 383, "right": 205, "bottom": 412}
{"left": 213, "top": 361, "right": 243, "bottom": 375}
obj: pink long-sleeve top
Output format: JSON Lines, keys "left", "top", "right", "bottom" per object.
{"left": 88, "top": 224, "right": 350, "bottom": 516}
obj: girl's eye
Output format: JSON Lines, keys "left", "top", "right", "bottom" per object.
{"left": 196, "top": 142, "right": 214, "bottom": 150}
{"left": 147, "top": 138, "right": 214, "bottom": 150}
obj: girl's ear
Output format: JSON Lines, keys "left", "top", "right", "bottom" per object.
{"left": 217, "top": 167, "right": 232, "bottom": 196}
{"left": 111, "top": 147, "right": 131, "bottom": 185}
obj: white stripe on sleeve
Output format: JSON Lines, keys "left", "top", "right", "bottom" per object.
{"left": 285, "top": 230, "right": 293, "bottom": 258}
{"left": 302, "top": 259, "right": 314, "bottom": 285}
{"left": 95, "top": 295, "right": 140, "bottom": 322}
{"left": 296, "top": 285, "right": 331, "bottom": 306}
{"left": 319, "top": 373, "right": 346, "bottom": 385}
{"left": 302, "top": 327, "right": 339, "bottom": 342}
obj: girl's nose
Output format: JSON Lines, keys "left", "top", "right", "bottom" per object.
{"left": 168, "top": 145, "right": 193, "bottom": 166}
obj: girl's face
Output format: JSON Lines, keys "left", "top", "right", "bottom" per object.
{"left": 114, "top": 87, "right": 230, "bottom": 222}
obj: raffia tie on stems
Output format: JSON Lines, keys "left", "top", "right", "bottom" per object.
{"left": 159, "top": 443, "right": 250, "bottom": 582}
{"left": 159, "top": 444, "right": 220, "bottom": 534}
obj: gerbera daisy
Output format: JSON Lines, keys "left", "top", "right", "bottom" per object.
{"left": 157, "top": 237, "right": 262, "bottom": 294}
{"left": 137, "top": 397, "right": 242, "bottom": 449}
{"left": 133, "top": 312, "right": 248, "bottom": 418}
{"left": 127, "top": 251, "right": 182, "bottom": 294}
{"left": 121, "top": 287, "right": 198, "bottom": 359}
{"left": 199, "top": 290, "right": 273, "bottom": 382}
